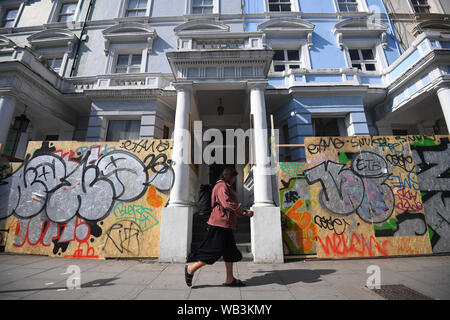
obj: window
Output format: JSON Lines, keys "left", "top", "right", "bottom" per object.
{"left": 106, "top": 120, "right": 141, "bottom": 141}
{"left": 269, "top": 0, "right": 291, "bottom": 12}
{"left": 348, "top": 48, "right": 376, "bottom": 72}
{"left": 337, "top": 0, "right": 359, "bottom": 12}
{"left": 272, "top": 50, "right": 301, "bottom": 72}
{"left": 114, "top": 54, "right": 142, "bottom": 73}
{"left": 125, "top": 0, "right": 147, "bottom": 17}
{"left": 411, "top": 0, "right": 430, "bottom": 13}
{"left": 57, "top": 2, "right": 77, "bottom": 22}
{"left": 192, "top": 0, "right": 213, "bottom": 14}
{"left": 2, "top": 7, "right": 19, "bottom": 28}
{"left": 313, "top": 118, "right": 341, "bottom": 137}
{"left": 46, "top": 57, "right": 63, "bottom": 74}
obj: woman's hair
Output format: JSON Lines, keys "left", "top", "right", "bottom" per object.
{"left": 219, "top": 167, "right": 238, "bottom": 184}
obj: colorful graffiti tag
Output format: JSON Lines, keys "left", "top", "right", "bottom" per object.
{"left": 0, "top": 139, "right": 173, "bottom": 259}
{"left": 280, "top": 135, "right": 450, "bottom": 258}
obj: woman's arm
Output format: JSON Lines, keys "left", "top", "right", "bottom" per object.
{"left": 217, "top": 183, "right": 243, "bottom": 214}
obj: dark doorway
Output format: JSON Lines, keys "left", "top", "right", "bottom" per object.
{"left": 208, "top": 131, "right": 237, "bottom": 190}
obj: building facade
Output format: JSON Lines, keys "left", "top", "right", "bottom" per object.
{"left": 0, "top": 0, "right": 449, "bottom": 262}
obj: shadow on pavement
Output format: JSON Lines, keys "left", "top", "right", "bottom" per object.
{"left": 0, "top": 277, "right": 119, "bottom": 294}
{"left": 192, "top": 269, "right": 336, "bottom": 289}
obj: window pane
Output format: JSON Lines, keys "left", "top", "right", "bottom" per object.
{"left": 2, "top": 20, "right": 14, "bottom": 28}
{"left": 135, "top": 10, "right": 146, "bottom": 16}
{"left": 365, "top": 64, "right": 376, "bottom": 71}
{"left": 5, "top": 9, "right": 19, "bottom": 20}
{"left": 192, "top": 7, "right": 203, "bottom": 14}
{"left": 193, "top": 0, "right": 203, "bottom": 5}
{"left": 273, "top": 51, "right": 285, "bottom": 61}
{"left": 137, "top": 0, "right": 148, "bottom": 9}
{"left": 274, "top": 65, "right": 285, "bottom": 72}
{"left": 117, "top": 55, "right": 129, "bottom": 66}
{"left": 352, "top": 63, "right": 362, "bottom": 70}
{"left": 131, "top": 54, "right": 142, "bottom": 65}
{"left": 58, "top": 14, "right": 74, "bottom": 22}
{"left": 128, "top": 67, "right": 141, "bottom": 73}
{"left": 61, "top": 3, "right": 77, "bottom": 14}
{"left": 115, "top": 67, "right": 127, "bottom": 73}
{"left": 280, "top": 4, "right": 291, "bottom": 11}
{"left": 361, "top": 49, "right": 374, "bottom": 60}
{"left": 287, "top": 50, "right": 299, "bottom": 61}
{"left": 269, "top": 5, "right": 280, "bottom": 11}
{"left": 106, "top": 120, "right": 141, "bottom": 141}
{"left": 203, "top": 7, "right": 213, "bottom": 13}
{"left": 126, "top": 10, "right": 137, "bottom": 17}
{"left": 51, "top": 58, "right": 63, "bottom": 71}
{"left": 349, "top": 49, "right": 360, "bottom": 61}
{"left": 289, "top": 64, "right": 300, "bottom": 69}
{"left": 204, "top": 0, "right": 213, "bottom": 5}
{"left": 128, "top": 0, "right": 139, "bottom": 9}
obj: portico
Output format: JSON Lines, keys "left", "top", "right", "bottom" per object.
{"left": 158, "top": 48, "right": 284, "bottom": 263}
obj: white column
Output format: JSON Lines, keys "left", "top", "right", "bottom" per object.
{"left": 248, "top": 81, "right": 283, "bottom": 263}
{"left": 437, "top": 87, "right": 450, "bottom": 132}
{"left": 249, "top": 81, "right": 274, "bottom": 207}
{"left": 0, "top": 96, "right": 16, "bottom": 152}
{"left": 159, "top": 82, "right": 193, "bottom": 263}
{"left": 168, "top": 82, "right": 192, "bottom": 206}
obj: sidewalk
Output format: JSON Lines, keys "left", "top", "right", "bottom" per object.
{"left": 0, "top": 253, "right": 449, "bottom": 300}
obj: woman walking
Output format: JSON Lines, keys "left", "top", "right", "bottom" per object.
{"left": 185, "top": 167, "right": 253, "bottom": 287}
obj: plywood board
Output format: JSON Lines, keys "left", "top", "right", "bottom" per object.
{"left": 0, "top": 139, "right": 173, "bottom": 259}
{"left": 304, "top": 135, "right": 434, "bottom": 258}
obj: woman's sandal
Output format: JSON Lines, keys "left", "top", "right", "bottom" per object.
{"left": 223, "top": 278, "right": 246, "bottom": 287}
{"left": 185, "top": 265, "right": 194, "bottom": 287}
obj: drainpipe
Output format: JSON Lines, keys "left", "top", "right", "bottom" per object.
{"left": 381, "top": 0, "right": 403, "bottom": 56}
{"left": 70, "top": 0, "right": 94, "bottom": 77}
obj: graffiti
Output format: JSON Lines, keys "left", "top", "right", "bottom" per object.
{"left": 0, "top": 146, "right": 174, "bottom": 223}
{"left": 306, "top": 137, "right": 344, "bottom": 155}
{"left": 120, "top": 139, "right": 171, "bottom": 154}
{"left": 146, "top": 185, "right": 163, "bottom": 208}
{"left": 12, "top": 213, "right": 91, "bottom": 249}
{"left": 0, "top": 139, "right": 172, "bottom": 259}
{"left": 387, "top": 171, "right": 420, "bottom": 191}
{"left": 385, "top": 153, "right": 414, "bottom": 172}
{"left": 314, "top": 214, "right": 350, "bottom": 236}
{"left": 284, "top": 198, "right": 317, "bottom": 253}
{"left": 279, "top": 168, "right": 317, "bottom": 255}
{"left": 103, "top": 220, "right": 141, "bottom": 256}
{"left": 113, "top": 202, "right": 159, "bottom": 232}
{"left": 64, "top": 241, "right": 99, "bottom": 259}
{"left": 411, "top": 137, "right": 450, "bottom": 253}
{"left": 394, "top": 190, "right": 423, "bottom": 212}
{"left": 303, "top": 135, "right": 437, "bottom": 258}
{"left": 304, "top": 151, "right": 395, "bottom": 224}
{"left": 279, "top": 162, "right": 306, "bottom": 176}
{"left": 317, "top": 233, "right": 391, "bottom": 257}
{"left": 373, "top": 211, "right": 427, "bottom": 237}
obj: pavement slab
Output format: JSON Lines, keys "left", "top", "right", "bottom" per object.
{"left": 1, "top": 253, "right": 449, "bottom": 300}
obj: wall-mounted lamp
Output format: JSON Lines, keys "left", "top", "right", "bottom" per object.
{"left": 13, "top": 106, "right": 30, "bottom": 133}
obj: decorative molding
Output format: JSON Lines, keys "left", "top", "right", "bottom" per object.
{"left": 258, "top": 18, "right": 315, "bottom": 49}
{"left": 174, "top": 19, "right": 230, "bottom": 34}
{"left": 27, "top": 28, "right": 78, "bottom": 54}
{"left": 333, "top": 16, "right": 388, "bottom": 50}
{"left": 0, "top": 35, "right": 17, "bottom": 50}
{"left": 102, "top": 22, "right": 157, "bottom": 56}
